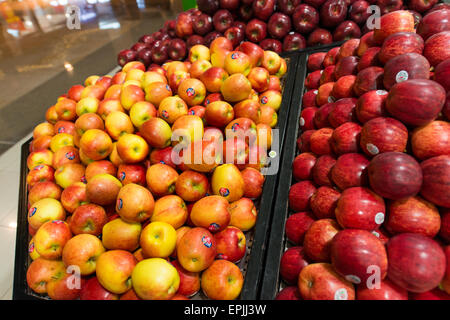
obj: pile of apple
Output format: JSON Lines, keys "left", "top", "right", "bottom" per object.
{"left": 117, "top": 0, "right": 449, "bottom": 68}
{"left": 24, "top": 37, "right": 287, "bottom": 300}
{"left": 276, "top": 9, "right": 450, "bottom": 300}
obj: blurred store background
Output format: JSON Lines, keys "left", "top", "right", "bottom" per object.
{"left": 0, "top": 0, "right": 188, "bottom": 154}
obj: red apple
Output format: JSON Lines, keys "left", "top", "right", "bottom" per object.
{"left": 307, "top": 52, "right": 327, "bottom": 72}
{"left": 310, "top": 186, "right": 340, "bottom": 219}
{"left": 299, "top": 107, "right": 318, "bottom": 131}
{"left": 292, "top": 4, "right": 319, "bottom": 34}
{"left": 355, "top": 90, "right": 388, "bottom": 123}
{"left": 253, "top": 0, "right": 276, "bottom": 20}
{"left": 417, "top": 9, "right": 450, "bottom": 40}
{"left": 307, "top": 28, "right": 333, "bottom": 47}
{"left": 314, "top": 102, "right": 334, "bottom": 128}
{"left": 331, "top": 122, "right": 362, "bottom": 155}
{"left": 434, "top": 59, "right": 450, "bottom": 92}
{"left": 353, "top": 66, "right": 384, "bottom": 96}
{"left": 214, "top": 226, "right": 246, "bottom": 262}
{"left": 356, "top": 279, "right": 408, "bottom": 300}
{"left": 275, "top": 286, "right": 302, "bottom": 300}
{"left": 378, "top": 32, "right": 424, "bottom": 64}
{"left": 283, "top": 33, "right": 306, "bottom": 52}
{"left": 420, "top": 155, "right": 450, "bottom": 208}
{"left": 383, "top": 53, "right": 430, "bottom": 90}
{"left": 328, "top": 98, "right": 357, "bottom": 128}
{"left": 293, "top": 152, "right": 317, "bottom": 181}
{"left": 412, "top": 121, "right": 450, "bottom": 161}
{"left": 312, "top": 155, "right": 336, "bottom": 187}
{"left": 285, "top": 212, "right": 316, "bottom": 245}
{"left": 289, "top": 181, "right": 317, "bottom": 212}
{"left": 357, "top": 47, "right": 381, "bottom": 72}
{"left": 303, "top": 218, "right": 341, "bottom": 263}
{"left": 423, "top": 31, "right": 450, "bottom": 67}
{"left": 331, "top": 153, "right": 369, "bottom": 190}
{"left": 309, "top": 128, "right": 334, "bottom": 155}
{"left": 280, "top": 246, "right": 309, "bottom": 284}
{"left": 373, "top": 10, "right": 415, "bottom": 44}
{"left": 245, "top": 19, "right": 267, "bottom": 43}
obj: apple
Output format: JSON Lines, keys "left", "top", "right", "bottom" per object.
{"left": 85, "top": 160, "right": 116, "bottom": 182}
{"left": 360, "top": 117, "right": 408, "bottom": 157}
{"left": 55, "top": 98, "right": 77, "bottom": 121}
{"left": 330, "top": 122, "right": 362, "bottom": 155}
{"left": 387, "top": 233, "right": 446, "bottom": 292}
{"left": 285, "top": 212, "right": 315, "bottom": 245}
{"left": 411, "top": 121, "right": 450, "bottom": 161}
{"left": 197, "top": 0, "right": 220, "bottom": 14}
{"left": 331, "top": 153, "right": 369, "bottom": 190}
{"left": 332, "top": 75, "right": 357, "bottom": 99}
{"left": 60, "top": 182, "right": 88, "bottom": 214}
{"left": 27, "top": 149, "right": 53, "bottom": 171}
{"left": 224, "top": 26, "right": 245, "bottom": 48}
{"left": 308, "top": 52, "right": 326, "bottom": 72}
{"left": 283, "top": 32, "right": 306, "bottom": 52}
{"left": 320, "top": 0, "right": 348, "bottom": 28}
{"left": 280, "top": 246, "right": 309, "bottom": 284}
{"left": 357, "top": 47, "right": 381, "bottom": 72}
{"left": 102, "top": 218, "right": 141, "bottom": 251}
{"left": 355, "top": 90, "right": 388, "bottom": 123}
{"left": 331, "top": 229, "right": 388, "bottom": 285}
{"left": 357, "top": 278, "right": 408, "bottom": 300}
{"left": 172, "top": 114, "right": 204, "bottom": 146}
{"left": 386, "top": 79, "right": 446, "bottom": 127}
{"left": 192, "top": 13, "right": 213, "bottom": 36}
{"left": 118, "top": 49, "right": 137, "bottom": 67}
{"left": 245, "top": 19, "right": 267, "bottom": 43}
{"left": 97, "top": 99, "right": 124, "bottom": 120}
{"left": 335, "top": 187, "right": 386, "bottom": 230}
{"left": 237, "top": 41, "right": 264, "bottom": 67}
{"left": 348, "top": 0, "right": 370, "bottom": 24}
{"left": 190, "top": 194, "right": 230, "bottom": 233}
{"left": 307, "top": 28, "right": 333, "bottom": 47}
{"left": 199, "top": 67, "right": 229, "bottom": 93}
{"left": 293, "top": 152, "right": 317, "bottom": 181}
{"left": 86, "top": 173, "right": 122, "bottom": 206}
{"left": 334, "top": 56, "right": 359, "bottom": 79}
{"left": 213, "top": 9, "right": 234, "bottom": 33}
{"left": 170, "top": 259, "right": 200, "bottom": 297}
{"left": 140, "top": 221, "right": 177, "bottom": 259}
{"left": 383, "top": 53, "right": 430, "bottom": 90}
{"left": 314, "top": 102, "right": 334, "bottom": 128}
{"left": 139, "top": 118, "right": 172, "bottom": 148}
{"left": 323, "top": 47, "right": 340, "bottom": 67}
{"left": 238, "top": 4, "right": 254, "bottom": 21}
{"left": 34, "top": 220, "right": 71, "bottom": 260}
{"left": 312, "top": 155, "right": 336, "bottom": 187}
{"left": 214, "top": 226, "right": 246, "bottom": 262}
{"left": 310, "top": 186, "right": 340, "bottom": 219}
{"left": 310, "top": 128, "right": 334, "bottom": 155}
{"left": 303, "top": 219, "right": 341, "bottom": 262}
{"left": 62, "top": 233, "right": 105, "bottom": 277}
{"left": 96, "top": 250, "right": 137, "bottom": 294}
{"left": 353, "top": 66, "right": 384, "bottom": 97}
{"left": 29, "top": 181, "right": 62, "bottom": 205}
{"left": 373, "top": 10, "right": 415, "bottom": 44}
{"left": 417, "top": 9, "right": 450, "bottom": 40}
{"left": 267, "top": 13, "right": 292, "bottom": 40}
{"left": 299, "top": 262, "right": 355, "bottom": 300}
{"left": 33, "top": 122, "right": 54, "bottom": 140}
{"left": 204, "top": 31, "right": 222, "bottom": 47}
{"left": 378, "top": 32, "right": 424, "bottom": 65}
{"left": 26, "top": 164, "right": 55, "bottom": 189}
{"left": 150, "top": 195, "right": 188, "bottom": 229}
{"left": 220, "top": 73, "right": 252, "bottom": 102}
{"left": 420, "top": 155, "right": 450, "bottom": 208}
{"left": 201, "top": 259, "right": 243, "bottom": 300}
{"left": 228, "top": 197, "right": 257, "bottom": 231}
{"left": 278, "top": 0, "right": 301, "bottom": 14}
{"left": 315, "top": 82, "right": 335, "bottom": 106}
{"left": 177, "top": 78, "right": 206, "bottom": 107}
{"left": 253, "top": 0, "right": 276, "bottom": 20}
{"left": 177, "top": 227, "right": 216, "bottom": 272}
{"left": 239, "top": 167, "right": 264, "bottom": 199}
{"left": 26, "top": 258, "right": 66, "bottom": 294}
{"left": 54, "top": 163, "right": 85, "bottom": 189}
{"left": 146, "top": 163, "right": 179, "bottom": 198}
{"left": 275, "top": 286, "right": 302, "bottom": 300}
{"left": 288, "top": 180, "right": 317, "bottom": 212}
{"left": 328, "top": 98, "right": 357, "bottom": 128}
{"left": 292, "top": 4, "right": 319, "bottom": 34}
{"left": 69, "top": 203, "right": 108, "bottom": 236}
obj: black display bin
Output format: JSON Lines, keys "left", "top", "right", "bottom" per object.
{"left": 259, "top": 42, "right": 344, "bottom": 300}
{"left": 13, "top": 51, "right": 302, "bottom": 300}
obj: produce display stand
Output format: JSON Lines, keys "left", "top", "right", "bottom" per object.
{"left": 259, "top": 42, "right": 343, "bottom": 300}
{"left": 12, "top": 52, "right": 301, "bottom": 300}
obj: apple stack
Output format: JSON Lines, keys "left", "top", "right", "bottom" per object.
{"left": 24, "top": 37, "right": 287, "bottom": 300}
{"left": 117, "top": 0, "right": 449, "bottom": 68}
{"left": 276, "top": 9, "right": 450, "bottom": 300}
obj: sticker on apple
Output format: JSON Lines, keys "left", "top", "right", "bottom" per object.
{"left": 28, "top": 242, "right": 35, "bottom": 253}
{"left": 65, "top": 151, "right": 75, "bottom": 160}
{"left": 260, "top": 96, "right": 268, "bottom": 105}
{"left": 334, "top": 288, "right": 348, "bottom": 300}
{"left": 375, "top": 212, "right": 385, "bottom": 225}
{"left": 29, "top": 207, "right": 37, "bottom": 217}
{"left": 119, "top": 171, "right": 126, "bottom": 181}
{"left": 376, "top": 90, "right": 388, "bottom": 96}
{"left": 345, "top": 275, "right": 361, "bottom": 284}
{"left": 208, "top": 223, "right": 220, "bottom": 232}
{"left": 186, "top": 87, "right": 195, "bottom": 97}
{"left": 52, "top": 220, "right": 65, "bottom": 225}
{"left": 395, "top": 70, "right": 409, "bottom": 83}
{"left": 219, "top": 187, "right": 230, "bottom": 197}
{"left": 299, "top": 117, "right": 305, "bottom": 126}
{"left": 117, "top": 198, "right": 123, "bottom": 210}
{"left": 202, "top": 235, "right": 213, "bottom": 248}
{"left": 366, "top": 143, "right": 379, "bottom": 155}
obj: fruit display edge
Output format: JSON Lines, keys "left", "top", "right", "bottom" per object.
{"left": 260, "top": 43, "right": 342, "bottom": 300}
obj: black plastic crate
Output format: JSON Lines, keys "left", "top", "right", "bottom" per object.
{"left": 12, "top": 52, "right": 301, "bottom": 300}
{"left": 259, "top": 43, "right": 344, "bottom": 300}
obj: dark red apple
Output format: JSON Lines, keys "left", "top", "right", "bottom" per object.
{"left": 355, "top": 90, "right": 388, "bottom": 123}
{"left": 314, "top": 102, "right": 334, "bottom": 128}
{"left": 348, "top": 0, "right": 371, "bottom": 24}
{"left": 293, "top": 152, "right": 317, "bottom": 181}
{"left": 335, "top": 186, "right": 386, "bottom": 230}
{"left": 353, "top": 66, "right": 384, "bottom": 96}
{"left": 260, "top": 39, "right": 283, "bottom": 53}
{"left": 408, "top": 0, "right": 438, "bottom": 13}
{"left": 252, "top": 0, "right": 276, "bottom": 20}
{"left": 300, "top": 106, "right": 318, "bottom": 131}
{"left": 357, "top": 47, "right": 381, "bottom": 72}
{"left": 245, "top": 19, "right": 267, "bottom": 43}
{"left": 289, "top": 180, "right": 317, "bottom": 212}
{"left": 277, "top": 0, "right": 302, "bottom": 15}
{"left": 305, "top": 71, "right": 323, "bottom": 90}
{"left": 368, "top": 152, "right": 423, "bottom": 200}
{"left": 386, "top": 79, "right": 446, "bottom": 126}
{"left": 386, "top": 196, "right": 441, "bottom": 238}
{"left": 186, "top": 35, "right": 204, "bottom": 49}
{"left": 213, "top": 9, "right": 234, "bottom": 33}
{"left": 168, "top": 39, "right": 187, "bottom": 61}
{"left": 331, "top": 122, "right": 361, "bottom": 155}
{"left": 423, "top": 31, "right": 450, "bottom": 67}
{"left": 283, "top": 32, "right": 306, "bottom": 51}
{"left": 175, "top": 12, "right": 194, "bottom": 39}
{"left": 131, "top": 42, "right": 147, "bottom": 54}
{"left": 387, "top": 233, "right": 446, "bottom": 292}
{"left": 383, "top": 53, "right": 430, "bottom": 90}
{"left": 307, "top": 52, "right": 327, "bottom": 72}
{"left": 331, "top": 229, "right": 388, "bottom": 285}
{"left": 410, "top": 288, "right": 450, "bottom": 300}
{"left": 275, "top": 286, "right": 302, "bottom": 300}
{"left": 440, "top": 209, "right": 450, "bottom": 243}
{"left": 417, "top": 9, "right": 450, "bottom": 41}
{"left": 378, "top": 32, "right": 424, "bottom": 65}
{"left": 224, "top": 27, "right": 245, "bottom": 48}
{"left": 434, "top": 58, "right": 450, "bottom": 92}
{"left": 420, "top": 155, "right": 450, "bottom": 208}
{"left": 285, "top": 211, "right": 316, "bottom": 245}
{"left": 280, "top": 247, "right": 309, "bottom": 284}
{"left": 117, "top": 49, "right": 137, "bottom": 67}
{"left": 238, "top": 4, "right": 254, "bottom": 21}
{"left": 268, "top": 13, "right": 292, "bottom": 39}
{"left": 377, "top": 0, "right": 403, "bottom": 14}
{"left": 303, "top": 90, "right": 318, "bottom": 109}
{"left": 298, "top": 130, "right": 316, "bottom": 152}
{"left": 192, "top": 13, "right": 213, "bottom": 36}
{"left": 307, "top": 29, "right": 333, "bottom": 47}
{"left": 337, "top": 38, "right": 360, "bottom": 59}
{"left": 357, "top": 279, "right": 408, "bottom": 300}
{"left": 328, "top": 98, "right": 357, "bottom": 128}
{"left": 303, "top": 0, "right": 327, "bottom": 8}
{"left": 292, "top": 4, "right": 319, "bottom": 34}
{"left": 331, "top": 153, "right": 369, "bottom": 190}
{"left": 333, "top": 20, "right": 361, "bottom": 41}
{"left": 137, "top": 48, "right": 153, "bottom": 66}
{"left": 360, "top": 117, "right": 408, "bottom": 157}
{"left": 197, "top": 0, "right": 220, "bottom": 15}
{"left": 204, "top": 31, "right": 222, "bottom": 47}
{"left": 310, "top": 186, "right": 340, "bottom": 219}
{"left": 220, "top": 0, "right": 240, "bottom": 10}
{"left": 320, "top": 0, "right": 348, "bottom": 28}
{"left": 312, "top": 155, "right": 336, "bottom": 187}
